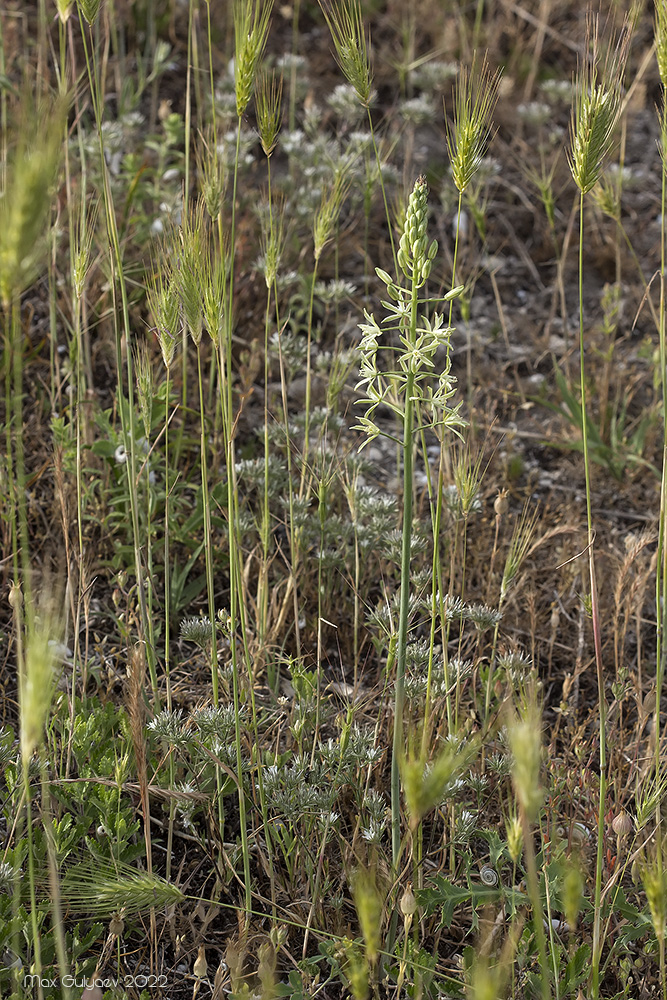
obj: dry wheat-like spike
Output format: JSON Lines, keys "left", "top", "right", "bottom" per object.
{"left": 61, "top": 858, "right": 184, "bottom": 917}
{"left": 447, "top": 55, "right": 501, "bottom": 195}
{"left": 234, "top": 0, "right": 273, "bottom": 118}
{"left": 0, "top": 94, "right": 66, "bottom": 309}
{"left": 656, "top": 0, "right": 667, "bottom": 88}
{"left": 318, "top": 0, "right": 374, "bottom": 109}
{"left": 568, "top": 13, "right": 632, "bottom": 195}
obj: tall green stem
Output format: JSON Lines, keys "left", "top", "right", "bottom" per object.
{"left": 655, "top": 85, "right": 667, "bottom": 1000}
{"left": 196, "top": 346, "right": 219, "bottom": 705}
{"left": 366, "top": 108, "right": 396, "bottom": 271}
{"left": 391, "top": 280, "right": 418, "bottom": 872}
{"left": 579, "top": 191, "right": 606, "bottom": 999}
{"left": 521, "top": 804, "right": 550, "bottom": 1000}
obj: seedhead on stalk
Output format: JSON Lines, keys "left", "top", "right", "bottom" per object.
{"left": 20, "top": 607, "right": 62, "bottom": 765}
{"left": 447, "top": 57, "right": 500, "bottom": 195}
{"left": 0, "top": 94, "right": 66, "bottom": 309}
{"left": 657, "top": 0, "right": 667, "bottom": 88}
{"left": 166, "top": 201, "right": 208, "bottom": 347}
{"left": 314, "top": 168, "right": 351, "bottom": 262}
{"left": 319, "top": 0, "right": 375, "bottom": 110}
{"left": 197, "top": 128, "right": 226, "bottom": 222}
{"left": 234, "top": 0, "right": 273, "bottom": 118}
{"left": 568, "top": 14, "right": 631, "bottom": 195}
{"left": 61, "top": 859, "right": 184, "bottom": 917}
{"left": 507, "top": 699, "right": 543, "bottom": 824}
{"left": 135, "top": 342, "right": 154, "bottom": 442}
{"left": 56, "top": 0, "right": 73, "bottom": 22}
{"left": 256, "top": 70, "right": 284, "bottom": 158}
{"left": 77, "top": 0, "right": 103, "bottom": 26}
{"left": 147, "top": 268, "right": 180, "bottom": 370}
{"left": 259, "top": 197, "right": 286, "bottom": 290}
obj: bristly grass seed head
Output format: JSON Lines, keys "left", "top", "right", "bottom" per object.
{"left": 147, "top": 267, "right": 180, "bottom": 369}
{"left": 196, "top": 128, "right": 226, "bottom": 221}
{"left": 351, "top": 866, "right": 383, "bottom": 965}
{"left": 447, "top": 56, "right": 501, "bottom": 195}
{"left": 256, "top": 70, "right": 283, "bottom": 157}
{"left": 401, "top": 738, "right": 478, "bottom": 832}
{"left": 0, "top": 93, "right": 67, "bottom": 309}
{"left": 640, "top": 841, "right": 667, "bottom": 945}
{"left": 200, "top": 237, "right": 227, "bottom": 349}
{"left": 134, "top": 341, "right": 154, "bottom": 441}
{"left": 453, "top": 445, "right": 486, "bottom": 518}
{"left": 562, "top": 861, "right": 584, "bottom": 933}
{"left": 314, "top": 167, "right": 351, "bottom": 262}
{"left": 505, "top": 812, "right": 523, "bottom": 863}
{"left": 507, "top": 697, "right": 543, "bottom": 823}
{"left": 56, "top": 0, "right": 74, "bottom": 22}
{"left": 656, "top": 0, "right": 667, "bottom": 88}
{"left": 259, "top": 195, "right": 286, "bottom": 289}
{"left": 500, "top": 501, "right": 539, "bottom": 605}
{"left": 591, "top": 173, "right": 621, "bottom": 220}
{"left": 568, "top": 13, "right": 631, "bottom": 195}
{"left": 20, "top": 601, "right": 62, "bottom": 765}
{"left": 234, "top": 0, "right": 273, "bottom": 118}
{"left": 77, "top": 0, "right": 103, "bottom": 25}
{"left": 171, "top": 201, "right": 206, "bottom": 346}
{"left": 61, "top": 858, "right": 184, "bottom": 917}
{"left": 319, "top": 0, "right": 375, "bottom": 110}
{"left": 71, "top": 197, "right": 98, "bottom": 301}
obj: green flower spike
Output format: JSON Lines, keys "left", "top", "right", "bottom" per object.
{"left": 397, "top": 175, "right": 438, "bottom": 287}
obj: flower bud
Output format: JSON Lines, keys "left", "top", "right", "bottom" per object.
{"left": 193, "top": 945, "right": 208, "bottom": 980}
{"left": 494, "top": 490, "right": 509, "bottom": 516}
{"left": 8, "top": 580, "right": 23, "bottom": 609}
{"left": 400, "top": 883, "right": 417, "bottom": 918}
{"left": 414, "top": 235, "right": 428, "bottom": 259}
{"left": 612, "top": 811, "right": 633, "bottom": 837}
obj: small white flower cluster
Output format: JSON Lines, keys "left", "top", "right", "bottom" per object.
{"left": 410, "top": 60, "right": 458, "bottom": 92}
{"left": 516, "top": 101, "right": 551, "bottom": 126}
{"left": 399, "top": 95, "right": 437, "bottom": 125}
{"left": 360, "top": 788, "right": 387, "bottom": 845}
{"left": 327, "top": 83, "right": 367, "bottom": 123}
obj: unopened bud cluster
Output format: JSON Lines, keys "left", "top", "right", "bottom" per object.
{"left": 397, "top": 175, "right": 438, "bottom": 286}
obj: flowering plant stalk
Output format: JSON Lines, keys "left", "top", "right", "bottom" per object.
{"left": 197, "top": 0, "right": 275, "bottom": 924}
{"left": 355, "top": 175, "right": 465, "bottom": 873}
{"left": 568, "top": 15, "right": 630, "bottom": 996}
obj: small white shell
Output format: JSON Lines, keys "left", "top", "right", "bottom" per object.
{"left": 480, "top": 865, "right": 499, "bottom": 887}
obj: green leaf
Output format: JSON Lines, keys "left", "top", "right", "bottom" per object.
{"left": 417, "top": 875, "right": 527, "bottom": 929}
{"left": 91, "top": 440, "right": 117, "bottom": 459}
